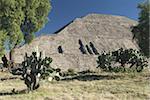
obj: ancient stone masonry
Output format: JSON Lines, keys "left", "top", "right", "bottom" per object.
{"left": 6, "top": 14, "right": 139, "bottom": 71}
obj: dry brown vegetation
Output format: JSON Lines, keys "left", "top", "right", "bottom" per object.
{"left": 0, "top": 69, "right": 150, "bottom": 100}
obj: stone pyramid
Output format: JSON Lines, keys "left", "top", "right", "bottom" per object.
{"left": 12, "top": 14, "right": 139, "bottom": 71}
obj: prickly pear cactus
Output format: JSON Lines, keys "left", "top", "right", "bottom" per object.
{"left": 97, "top": 48, "right": 148, "bottom": 72}
{"left": 21, "top": 51, "right": 55, "bottom": 92}
{"left": 20, "top": 51, "right": 63, "bottom": 92}
{"left": 22, "top": 52, "right": 52, "bottom": 91}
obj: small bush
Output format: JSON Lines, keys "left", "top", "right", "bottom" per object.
{"left": 68, "top": 68, "right": 75, "bottom": 73}
{"left": 61, "top": 68, "right": 77, "bottom": 77}
{"left": 78, "top": 69, "right": 96, "bottom": 74}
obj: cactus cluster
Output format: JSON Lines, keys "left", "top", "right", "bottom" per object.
{"left": 21, "top": 52, "right": 53, "bottom": 91}
{"left": 97, "top": 48, "right": 148, "bottom": 72}
{"left": 11, "top": 51, "right": 61, "bottom": 92}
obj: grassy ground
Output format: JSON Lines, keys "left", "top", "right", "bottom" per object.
{"left": 0, "top": 70, "right": 150, "bottom": 100}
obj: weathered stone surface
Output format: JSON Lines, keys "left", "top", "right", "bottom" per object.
{"left": 6, "top": 14, "right": 139, "bottom": 71}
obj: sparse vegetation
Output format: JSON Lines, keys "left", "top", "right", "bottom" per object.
{"left": 0, "top": 69, "right": 149, "bottom": 100}
{"left": 97, "top": 48, "right": 148, "bottom": 72}
{"left": 0, "top": 0, "right": 149, "bottom": 100}
{"left": 61, "top": 68, "right": 77, "bottom": 77}
{"left": 132, "top": 0, "right": 150, "bottom": 57}
{"left": 10, "top": 51, "right": 61, "bottom": 92}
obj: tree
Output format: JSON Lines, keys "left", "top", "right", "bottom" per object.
{"left": 0, "top": 31, "right": 7, "bottom": 57}
{"left": 132, "top": 0, "right": 150, "bottom": 57}
{"left": 0, "top": 0, "right": 51, "bottom": 61}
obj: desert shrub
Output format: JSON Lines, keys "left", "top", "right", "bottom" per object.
{"left": 67, "top": 68, "right": 75, "bottom": 73}
{"left": 97, "top": 52, "right": 114, "bottom": 71}
{"left": 97, "top": 48, "right": 148, "bottom": 72}
{"left": 78, "top": 69, "right": 96, "bottom": 74}
{"left": 44, "top": 68, "right": 62, "bottom": 81}
{"left": 21, "top": 52, "right": 53, "bottom": 91}
{"left": 61, "top": 68, "right": 77, "bottom": 77}
{"left": 11, "top": 52, "right": 61, "bottom": 92}
{"left": 1, "top": 55, "right": 8, "bottom": 68}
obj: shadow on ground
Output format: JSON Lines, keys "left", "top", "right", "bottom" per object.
{"left": 0, "top": 89, "right": 27, "bottom": 96}
{"left": 62, "top": 74, "right": 123, "bottom": 81}
{"left": 0, "top": 77, "right": 20, "bottom": 81}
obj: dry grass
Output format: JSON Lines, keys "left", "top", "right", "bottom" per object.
{"left": 0, "top": 70, "right": 150, "bottom": 100}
